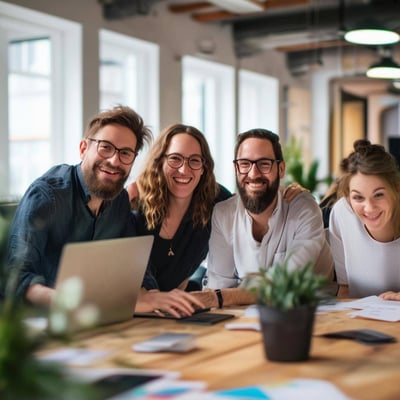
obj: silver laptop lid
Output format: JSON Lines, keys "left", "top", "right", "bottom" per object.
{"left": 51, "top": 235, "right": 154, "bottom": 332}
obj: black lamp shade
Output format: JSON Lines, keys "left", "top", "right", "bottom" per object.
{"left": 367, "top": 56, "right": 400, "bottom": 79}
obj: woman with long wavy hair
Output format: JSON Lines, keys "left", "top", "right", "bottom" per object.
{"left": 130, "top": 124, "right": 231, "bottom": 317}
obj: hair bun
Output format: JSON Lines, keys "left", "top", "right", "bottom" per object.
{"left": 353, "top": 139, "right": 371, "bottom": 152}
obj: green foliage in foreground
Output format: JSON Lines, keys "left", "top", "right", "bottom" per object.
{"left": 244, "top": 259, "right": 329, "bottom": 311}
{"left": 0, "top": 215, "right": 96, "bottom": 400}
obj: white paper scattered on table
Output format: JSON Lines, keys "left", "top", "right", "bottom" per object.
{"left": 319, "top": 295, "right": 400, "bottom": 322}
{"left": 225, "top": 322, "right": 261, "bottom": 331}
{"left": 38, "top": 348, "right": 111, "bottom": 365}
{"left": 245, "top": 296, "right": 400, "bottom": 322}
{"left": 214, "top": 378, "right": 349, "bottom": 400}
{"left": 243, "top": 305, "right": 259, "bottom": 318}
{"left": 345, "top": 295, "right": 400, "bottom": 322}
{"left": 317, "top": 302, "right": 356, "bottom": 312}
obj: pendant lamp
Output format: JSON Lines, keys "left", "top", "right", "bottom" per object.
{"left": 344, "top": 18, "right": 400, "bottom": 46}
{"left": 367, "top": 48, "right": 400, "bottom": 79}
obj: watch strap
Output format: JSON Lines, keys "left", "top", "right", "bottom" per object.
{"left": 215, "top": 289, "right": 223, "bottom": 308}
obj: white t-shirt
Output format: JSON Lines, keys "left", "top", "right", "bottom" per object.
{"left": 207, "top": 191, "right": 334, "bottom": 289}
{"left": 329, "top": 197, "right": 400, "bottom": 298}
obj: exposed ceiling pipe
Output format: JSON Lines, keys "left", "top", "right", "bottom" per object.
{"left": 233, "top": 0, "right": 400, "bottom": 44}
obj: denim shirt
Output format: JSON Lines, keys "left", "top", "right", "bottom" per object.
{"left": 7, "top": 163, "right": 136, "bottom": 298}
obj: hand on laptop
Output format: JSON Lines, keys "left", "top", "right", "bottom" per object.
{"left": 135, "top": 288, "right": 206, "bottom": 318}
{"left": 26, "top": 284, "right": 55, "bottom": 306}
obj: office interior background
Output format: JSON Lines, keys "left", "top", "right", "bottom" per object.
{"left": 1, "top": 0, "right": 400, "bottom": 200}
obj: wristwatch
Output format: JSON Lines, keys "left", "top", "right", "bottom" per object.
{"left": 215, "top": 289, "right": 223, "bottom": 308}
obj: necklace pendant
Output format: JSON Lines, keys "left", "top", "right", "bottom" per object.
{"left": 168, "top": 247, "right": 175, "bottom": 257}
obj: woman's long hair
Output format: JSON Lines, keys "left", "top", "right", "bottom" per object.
{"left": 137, "top": 124, "right": 219, "bottom": 230}
{"left": 338, "top": 139, "right": 400, "bottom": 238}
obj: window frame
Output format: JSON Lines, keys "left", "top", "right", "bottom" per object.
{"left": 99, "top": 29, "right": 159, "bottom": 182}
{"left": 238, "top": 69, "right": 279, "bottom": 134}
{"left": 182, "top": 55, "right": 235, "bottom": 192}
{"left": 0, "top": 0, "right": 81, "bottom": 198}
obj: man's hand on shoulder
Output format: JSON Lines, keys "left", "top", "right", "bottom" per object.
{"left": 282, "top": 183, "right": 309, "bottom": 202}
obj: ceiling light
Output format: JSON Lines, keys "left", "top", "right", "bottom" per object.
{"left": 208, "top": 0, "right": 265, "bottom": 14}
{"left": 344, "top": 19, "right": 400, "bottom": 46}
{"left": 367, "top": 56, "right": 400, "bottom": 79}
{"left": 393, "top": 80, "right": 400, "bottom": 89}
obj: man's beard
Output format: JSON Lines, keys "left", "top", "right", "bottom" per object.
{"left": 83, "top": 161, "right": 128, "bottom": 201}
{"left": 237, "top": 175, "right": 280, "bottom": 214}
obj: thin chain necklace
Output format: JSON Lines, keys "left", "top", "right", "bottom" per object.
{"left": 161, "top": 222, "right": 175, "bottom": 257}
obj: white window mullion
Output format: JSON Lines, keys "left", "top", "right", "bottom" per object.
{"left": 0, "top": 27, "right": 9, "bottom": 198}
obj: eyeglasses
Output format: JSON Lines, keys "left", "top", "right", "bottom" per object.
{"left": 87, "top": 138, "right": 137, "bottom": 165}
{"left": 233, "top": 158, "right": 280, "bottom": 174}
{"left": 164, "top": 153, "right": 204, "bottom": 170}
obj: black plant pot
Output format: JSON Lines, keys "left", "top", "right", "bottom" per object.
{"left": 258, "top": 304, "right": 316, "bottom": 362}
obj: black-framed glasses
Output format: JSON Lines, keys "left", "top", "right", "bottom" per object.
{"left": 233, "top": 158, "right": 280, "bottom": 174}
{"left": 164, "top": 153, "right": 204, "bottom": 170}
{"left": 87, "top": 138, "right": 137, "bottom": 165}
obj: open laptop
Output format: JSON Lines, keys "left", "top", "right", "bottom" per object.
{"left": 50, "top": 235, "right": 154, "bottom": 332}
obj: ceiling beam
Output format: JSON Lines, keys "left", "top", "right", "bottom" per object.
{"left": 168, "top": 2, "right": 212, "bottom": 13}
{"left": 276, "top": 39, "right": 349, "bottom": 53}
{"left": 259, "top": 0, "right": 310, "bottom": 9}
{"left": 169, "top": 0, "right": 311, "bottom": 23}
{"left": 192, "top": 10, "right": 238, "bottom": 22}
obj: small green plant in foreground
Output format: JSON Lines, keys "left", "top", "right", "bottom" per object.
{"left": 244, "top": 258, "right": 329, "bottom": 311}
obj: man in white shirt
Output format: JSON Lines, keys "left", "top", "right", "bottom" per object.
{"left": 204, "top": 128, "right": 334, "bottom": 307}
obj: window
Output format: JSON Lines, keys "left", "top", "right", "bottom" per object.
{"left": 8, "top": 38, "right": 51, "bottom": 196}
{"left": 239, "top": 70, "right": 279, "bottom": 134}
{"left": 100, "top": 29, "right": 159, "bottom": 181}
{"left": 182, "top": 56, "right": 235, "bottom": 191}
{"left": 0, "top": 1, "right": 81, "bottom": 199}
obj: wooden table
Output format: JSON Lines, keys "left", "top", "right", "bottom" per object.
{"left": 40, "top": 307, "right": 400, "bottom": 400}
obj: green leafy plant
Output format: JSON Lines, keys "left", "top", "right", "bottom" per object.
{"left": 283, "top": 136, "right": 332, "bottom": 193}
{"left": 0, "top": 214, "right": 96, "bottom": 400}
{"left": 244, "top": 258, "right": 329, "bottom": 311}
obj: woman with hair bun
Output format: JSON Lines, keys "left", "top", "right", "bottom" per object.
{"left": 329, "top": 139, "right": 400, "bottom": 299}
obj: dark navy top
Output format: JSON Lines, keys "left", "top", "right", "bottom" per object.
{"left": 7, "top": 163, "right": 136, "bottom": 298}
{"left": 134, "top": 184, "right": 232, "bottom": 291}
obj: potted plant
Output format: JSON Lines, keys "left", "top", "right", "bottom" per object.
{"left": 244, "top": 258, "right": 329, "bottom": 362}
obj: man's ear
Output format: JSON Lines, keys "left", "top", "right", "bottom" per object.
{"left": 279, "top": 160, "right": 286, "bottom": 179}
{"left": 79, "top": 139, "right": 88, "bottom": 161}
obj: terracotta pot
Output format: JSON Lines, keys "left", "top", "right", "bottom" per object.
{"left": 258, "top": 304, "right": 316, "bottom": 362}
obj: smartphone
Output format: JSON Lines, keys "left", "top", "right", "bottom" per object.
{"left": 320, "top": 329, "right": 396, "bottom": 344}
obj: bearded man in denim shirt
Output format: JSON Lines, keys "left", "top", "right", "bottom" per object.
{"left": 6, "top": 105, "right": 152, "bottom": 306}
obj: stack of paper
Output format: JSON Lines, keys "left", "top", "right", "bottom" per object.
{"left": 318, "top": 295, "right": 400, "bottom": 322}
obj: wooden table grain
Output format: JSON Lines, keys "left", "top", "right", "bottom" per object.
{"left": 39, "top": 307, "right": 400, "bottom": 400}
